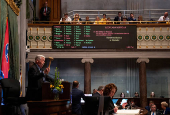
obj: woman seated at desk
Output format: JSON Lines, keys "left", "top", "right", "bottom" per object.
{"left": 150, "top": 92, "right": 155, "bottom": 98}
{"left": 134, "top": 92, "right": 140, "bottom": 98}
{"left": 120, "top": 92, "right": 125, "bottom": 98}
{"left": 103, "top": 83, "right": 127, "bottom": 114}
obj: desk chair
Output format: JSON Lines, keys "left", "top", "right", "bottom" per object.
{"left": 0, "top": 78, "right": 27, "bottom": 115}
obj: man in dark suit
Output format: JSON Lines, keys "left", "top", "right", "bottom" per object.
{"left": 27, "top": 55, "right": 53, "bottom": 101}
{"left": 72, "top": 81, "right": 85, "bottom": 115}
{"left": 145, "top": 101, "right": 154, "bottom": 112}
{"left": 93, "top": 86, "right": 104, "bottom": 97}
{"left": 114, "top": 12, "right": 123, "bottom": 24}
{"left": 147, "top": 104, "right": 161, "bottom": 115}
{"left": 161, "top": 102, "right": 170, "bottom": 114}
{"left": 40, "top": 1, "right": 51, "bottom": 22}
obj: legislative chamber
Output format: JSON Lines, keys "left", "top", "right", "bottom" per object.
{"left": 1, "top": 0, "right": 170, "bottom": 115}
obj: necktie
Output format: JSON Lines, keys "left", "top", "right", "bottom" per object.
{"left": 44, "top": 8, "right": 46, "bottom": 13}
{"left": 152, "top": 112, "right": 154, "bottom": 115}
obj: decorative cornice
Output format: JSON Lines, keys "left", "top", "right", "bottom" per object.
{"left": 27, "top": 52, "right": 170, "bottom": 59}
{"left": 81, "top": 58, "right": 94, "bottom": 63}
{"left": 136, "top": 58, "right": 149, "bottom": 63}
{"left": 5, "top": 0, "right": 20, "bottom": 16}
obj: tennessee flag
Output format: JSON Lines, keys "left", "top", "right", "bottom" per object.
{"left": 0, "top": 18, "right": 9, "bottom": 79}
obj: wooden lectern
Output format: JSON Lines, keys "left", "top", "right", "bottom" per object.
{"left": 27, "top": 81, "right": 72, "bottom": 115}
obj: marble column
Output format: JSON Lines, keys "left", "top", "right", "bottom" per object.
{"left": 20, "top": 0, "right": 27, "bottom": 96}
{"left": 81, "top": 58, "right": 94, "bottom": 94}
{"left": 137, "top": 58, "right": 149, "bottom": 108}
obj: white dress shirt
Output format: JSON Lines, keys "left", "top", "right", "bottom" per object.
{"left": 60, "top": 17, "right": 72, "bottom": 22}
{"left": 43, "top": 7, "right": 47, "bottom": 13}
{"left": 158, "top": 16, "right": 169, "bottom": 21}
{"left": 151, "top": 112, "right": 156, "bottom": 115}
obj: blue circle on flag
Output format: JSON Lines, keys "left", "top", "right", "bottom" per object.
{"left": 0, "top": 70, "right": 4, "bottom": 80}
{"left": 5, "top": 43, "right": 9, "bottom": 63}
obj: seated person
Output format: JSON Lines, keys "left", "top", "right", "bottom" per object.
{"left": 92, "top": 89, "right": 97, "bottom": 96}
{"left": 120, "top": 92, "right": 125, "bottom": 98}
{"left": 158, "top": 12, "right": 169, "bottom": 22}
{"left": 93, "top": 86, "right": 104, "bottom": 97}
{"left": 114, "top": 12, "right": 123, "bottom": 24}
{"left": 40, "top": 1, "right": 51, "bottom": 22}
{"left": 83, "top": 16, "right": 93, "bottom": 24}
{"left": 100, "top": 14, "right": 107, "bottom": 24}
{"left": 145, "top": 101, "right": 154, "bottom": 112}
{"left": 94, "top": 16, "right": 102, "bottom": 24}
{"left": 127, "top": 13, "right": 136, "bottom": 21}
{"left": 106, "top": 17, "right": 113, "bottom": 24}
{"left": 120, "top": 16, "right": 129, "bottom": 24}
{"left": 124, "top": 99, "right": 138, "bottom": 109}
{"left": 60, "top": 17, "right": 66, "bottom": 24}
{"left": 60, "top": 13, "right": 71, "bottom": 22}
{"left": 130, "top": 100, "right": 138, "bottom": 108}
{"left": 134, "top": 92, "right": 139, "bottom": 98}
{"left": 72, "top": 13, "right": 82, "bottom": 24}
{"left": 150, "top": 92, "right": 155, "bottom": 98}
{"left": 161, "top": 102, "right": 170, "bottom": 114}
{"left": 147, "top": 104, "right": 161, "bottom": 115}
{"left": 103, "top": 83, "right": 127, "bottom": 114}
{"left": 137, "top": 15, "right": 144, "bottom": 24}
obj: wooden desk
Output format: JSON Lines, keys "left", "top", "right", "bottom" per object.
{"left": 27, "top": 99, "right": 71, "bottom": 115}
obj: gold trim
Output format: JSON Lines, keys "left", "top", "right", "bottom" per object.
{"left": 5, "top": 0, "right": 20, "bottom": 16}
{"left": 6, "top": 0, "right": 10, "bottom": 4}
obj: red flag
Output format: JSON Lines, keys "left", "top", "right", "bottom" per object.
{"left": 1, "top": 18, "right": 9, "bottom": 78}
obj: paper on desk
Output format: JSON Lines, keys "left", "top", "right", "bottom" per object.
{"left": 114, "top": 109, "right": 140, "bottom": 115}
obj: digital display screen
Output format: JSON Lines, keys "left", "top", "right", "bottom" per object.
{"left": 112, "top": 99, "right": 119, "bottom": 104}
{"left": 52, "top": 25, "right": 137, "bottom": 49}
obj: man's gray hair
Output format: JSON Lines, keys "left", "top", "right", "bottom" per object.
{"left": 98, "top": 86, "right": 104, "bottom": 91}
{"left": 35, "top": 55, "right": 45, "bottom": 61}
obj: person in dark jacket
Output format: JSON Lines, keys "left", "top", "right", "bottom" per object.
{"left": 127, "top": 13, "right": 136, "bottom": 21}
{"left": 145, "top": 101, "right": 154, "bottom": 112}
{"left": 147, "top": 104, "right": 161, "bottom": 115}
{"left": 161, "top": 101, "right": 170, "bottom": 114}
{"left": 40, "top": 1, "right": 51, "bottom": 22}
{"left": 27, "top": 55, "right": 54, "bottom": 101}
{"left": 103, "top": 83, "right": 127, "bottom": 114}
{"left": 72, "top": 81, "right": 85, "bottom": 115}
{"left": 93, "top": 86, "right": 104, "bottom": 97}
{"left": 114, "top": 12, "right": 123, "bottom": 24}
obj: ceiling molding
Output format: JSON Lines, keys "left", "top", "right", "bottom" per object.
{"left": 27, "top": 52, "right": 170, "bottom": 59}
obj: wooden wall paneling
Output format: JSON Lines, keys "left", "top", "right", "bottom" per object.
{"left": 39, "top": 0, "right": 61, "bottom": 21}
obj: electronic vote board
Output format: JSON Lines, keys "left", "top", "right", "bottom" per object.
{"left": 52, "top": 25, "right": 137, "bottom": 49}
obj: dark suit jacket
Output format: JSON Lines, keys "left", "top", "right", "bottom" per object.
{"left": 165, "top": 107, "right": 170, "bottom": 114}
{"left": 147, "top": 110, "right": 161, "bottom": 115}
{"left": 145, "top": 106, "right": 151, "bottom": 112}
{"left": 114, "top": 16, "right": 123, "bottom": 24}
{"left": 27, "top": 63, "right": 54, "bottom": 101}
{"left": 40, "top": 7, "right": 51, "bottom": 21}
{"left": 72, "top": 88, "right": 85, "bottom": 114}
{"left": 93, "top": 92, "right": 101, "bottom": 97}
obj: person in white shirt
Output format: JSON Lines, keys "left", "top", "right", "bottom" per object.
{"left": 60, "top": 13, "right": 71, "bottom": 23}
{"left": 158, "top": 12, "right": 169, "bottom": 21}
{"left": 147, "top": 104, "right": 161, "bottom": 115}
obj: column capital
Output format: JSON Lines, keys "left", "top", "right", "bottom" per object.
{"left": 81, "top": 58, "right": 94, "bottom": 63}
{"left": 136, "top": 58, "right": 149, "bottom": 63}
